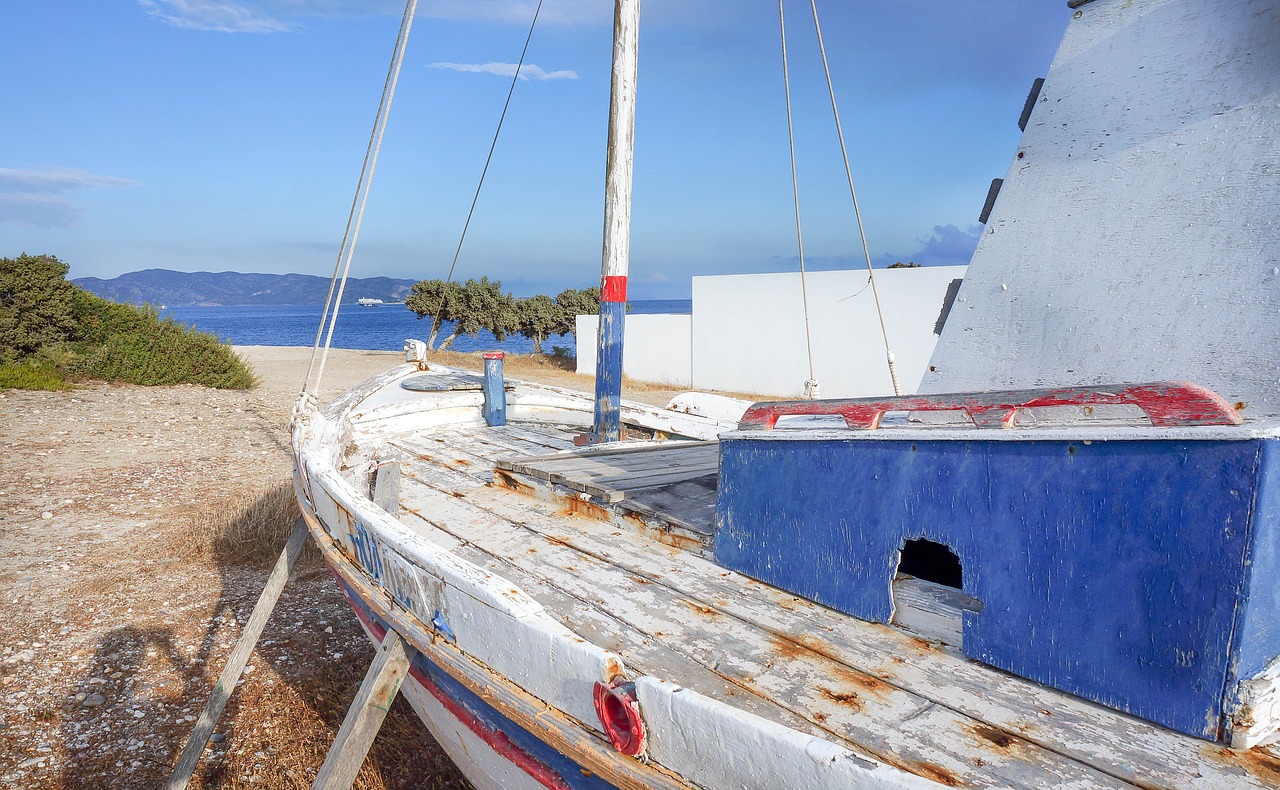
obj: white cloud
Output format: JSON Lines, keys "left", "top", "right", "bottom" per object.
{"left": 0, "top": 168, "right": 135, "bottom": 230}
{"left": 138, "top": 0, "right": 293, "bottom": 33}
{"left": 431, "top": 61, "right": 579, "bottom": 81}
{"left": 137, "top": 0, "right": 609, "bottom": 32}
{"left": 0, "top": 167, "right": 136, "bottom": 194}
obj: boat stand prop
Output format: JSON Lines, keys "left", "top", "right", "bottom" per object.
{"left": 165, "top": 518, "right": 416, "bottom": 790}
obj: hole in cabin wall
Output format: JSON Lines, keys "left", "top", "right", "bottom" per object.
{"left": 890, "top": 538, "right": 980, "bottom": 647}
{"left": 898, "top": 538, "right": 963, "bottom": 588}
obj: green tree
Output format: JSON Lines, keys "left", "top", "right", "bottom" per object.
{"left": 552, "top": 286, "right": 601, "bottom": 337}
{"left": 445, "top": 277, "right": 515, "bottom": 350}
{"left": 516, "top": 294, "right": 560, "bottom": 354}
{"left": 405, "top": 277, "right": 518, "bottom": 351}
{"left": 0, "top": 253, "right": 82, "bottom": 360}
{"left": 405, "top": 278, "right": 463, "bottom": 350}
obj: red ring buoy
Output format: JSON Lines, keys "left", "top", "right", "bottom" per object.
{"left": 592, "top": 679, "right": 645, "bottom": 756}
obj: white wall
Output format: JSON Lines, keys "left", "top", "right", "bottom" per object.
{"left": 574, "top": 267, "right": 964, "bottom": 398}
{"left": 575, "top": 313, "right": 693, "bottom": 387}
{"left": 691, "top": 267, "right": 965, "bottom": 398}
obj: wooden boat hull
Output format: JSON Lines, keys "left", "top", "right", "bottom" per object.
{"left": 292, "top": 367, "right": 933, "bottom": 789}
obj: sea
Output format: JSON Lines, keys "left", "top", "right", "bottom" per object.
{"left": 159, "top": 300, "right": 692, "bottom": 355}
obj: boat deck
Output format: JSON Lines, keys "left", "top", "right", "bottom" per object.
{"left": 364, "top": 419, "right": 1280, "bottom": 789}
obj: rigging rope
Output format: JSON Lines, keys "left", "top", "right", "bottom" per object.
{"left": 777, "top": 0, "right": 820, "bottom": 399}
{"left": 427, "top": 0, "right": 547, "bottom": 345}
{"left": 303, "top": 0, "right": 418, "bottom": 399}
{"left": 807, "top": 0, "right": 902, "bottom": 395}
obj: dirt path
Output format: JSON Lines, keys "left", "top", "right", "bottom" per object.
{"left": 0, "top": 346, "right": 695, "bottom": 789}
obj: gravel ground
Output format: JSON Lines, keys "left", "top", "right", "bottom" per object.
{"left": 0, "top": 348, "right": 446, "bottom": 789}
{"left": 0, "top": 346, "right": 695, "bottom": 789}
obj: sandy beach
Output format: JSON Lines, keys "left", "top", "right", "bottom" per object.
{"left": 0, "top": 346, "right": 688, "bottom": 789}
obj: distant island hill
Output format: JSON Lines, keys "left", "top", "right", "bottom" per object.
{"left": 72, "top": 269, "right": 416, "bottom": 307}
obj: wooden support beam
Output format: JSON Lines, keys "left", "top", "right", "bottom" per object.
{"left": 165, "top": 517, "right": 310, "bottom": 790}
{"left": 311, "top": 629, "right": 418, "bottom": 790}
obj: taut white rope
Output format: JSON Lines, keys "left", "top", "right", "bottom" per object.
{"left": 303, "top": 0, "right": 418, "bottom": 399}
{"left": 777, "top": 0, "right": 819, "bottom": 398}
{"left": 807, "top": 0, "right": 902, "bottom": 395}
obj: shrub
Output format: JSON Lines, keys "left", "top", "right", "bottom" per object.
{"left": 0, "top": 253, "right": 257, "bottom": 389}
{"left": 0, "top": 360, "right": 71, "bottom": 391}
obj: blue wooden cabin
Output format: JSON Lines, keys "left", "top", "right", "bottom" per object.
{"left": 715, "top": 0, "right": 1280, "bottom": 745}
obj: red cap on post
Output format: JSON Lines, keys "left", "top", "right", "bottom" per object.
{"left": 483, "top": 352, "right": 505, "bottom": 360}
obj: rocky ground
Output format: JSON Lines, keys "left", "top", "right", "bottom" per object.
{"left": 0, "top": 347, "right": 687, "bottom": 789}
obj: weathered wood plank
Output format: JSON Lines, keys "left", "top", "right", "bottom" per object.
{"left": 491, "top": 423, "right": 580, "bottom": 451}
{"left": 393, "top": 499, "right": 844, "bottom": 751}
{"left": 588, "top": 464, "right": 720, "bottom": 492}
{"left": 312, "top": 629, "right": 417, "bottom": 790}
{"left": 497, "top": 439, "right": 716, "bottom": 470}
{"left": 389, "top": 435, "right": 496, "bottom": 485}
{"left": 619, "top": 475, "right": 718, "bottom": 534}
{"left": 527, "top": 445, "right": 719, "bottom": 478}
{"left": 399, "top": 474, "right": 1133, "bottom": 789}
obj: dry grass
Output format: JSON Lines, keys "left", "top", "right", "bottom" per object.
{"left": 169, "top": 483, "right": 322, "bottom": 571}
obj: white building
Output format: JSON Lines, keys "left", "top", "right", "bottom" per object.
{"left": 577, "top": 265, "right": 965, "bottom": 399}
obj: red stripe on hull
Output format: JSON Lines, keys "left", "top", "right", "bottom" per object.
{"left": 334, "top": 570, "right": 574, "bottom": 790}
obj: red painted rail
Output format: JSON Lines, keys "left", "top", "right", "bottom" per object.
{"left": 737, "top": 381, "right": 1243, "bottom": 431}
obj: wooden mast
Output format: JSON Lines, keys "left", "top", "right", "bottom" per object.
{"left": 592, "top": 0, "right": 640, "bottom": 442}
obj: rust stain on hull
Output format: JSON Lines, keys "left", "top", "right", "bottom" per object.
{"left": 968, "top": 723, "right": 1017, "bottom": 750}
{"left": 1208, "top": 746, "right": 1280, "bottom": 784}
{"left": 679, "top": 599, "right": 722, "bottom": 618}
{"left": 882, "top": 757, "right": 963, "bottom": 788}
{"left": 816, "top": 686, "right": 864, "bottom": 711}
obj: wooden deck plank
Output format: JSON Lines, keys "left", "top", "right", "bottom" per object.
{"left": 391, "top": 490, "right": 848, "bottom": 754}
{"left": 495, "top": 423, "right": 581, "bottom": 451}
{"left": 466, "top": 425, "right": 577, "bottom": 456}
{"left": 527, "top": 447, "right": 720, "bottom": 478}
{"left": 618, "top": 475, "right": 719, "bottom": 535}
{"left": 585, "top": 465, "right": 721, "bottom": 492}
{"left": 398, "top": 471, "right": 1134, "bottom": 789}
{"left": 417, "top": 461, "right": 1275, "bottom": 790}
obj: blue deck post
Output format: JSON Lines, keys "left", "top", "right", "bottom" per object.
{"left": 593, "top": 285, "right": 626, "bottom": 442}
{"left": 482, "top": 351, "right": 506, "bottom": 427}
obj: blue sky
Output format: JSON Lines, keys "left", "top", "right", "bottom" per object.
{"left": 1, "top": 1, "right": 1070, "bottom": 298}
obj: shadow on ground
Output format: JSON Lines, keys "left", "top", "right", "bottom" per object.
{"left": 58, "top": 484, "right": 470, "bottom": 789}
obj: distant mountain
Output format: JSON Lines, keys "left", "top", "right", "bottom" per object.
{"left": 72, "top": 269, "right": 417, "bottom": 307}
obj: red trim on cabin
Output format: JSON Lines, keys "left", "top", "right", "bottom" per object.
{"left": 601, "top": 276, "right": 628, "bottom": 303}
{"left": 332, "top": 571, "right": 574, "bottom": 790}
{"left": 738, "top": 380, "right": 1243, "bottom": 431}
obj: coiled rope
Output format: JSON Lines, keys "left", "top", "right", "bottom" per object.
{"left": 303, "top": 0, "right": 418, "bottom": 399}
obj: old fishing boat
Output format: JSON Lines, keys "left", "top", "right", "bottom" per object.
{"left": 290, "top": 0, "right": 1280, "bottom": 786}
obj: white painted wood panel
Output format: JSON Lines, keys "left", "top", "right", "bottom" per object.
{"left": 923, "top": 0, "right": 1280, "bottom": 419}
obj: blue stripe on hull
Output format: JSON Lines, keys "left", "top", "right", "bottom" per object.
{"left": 331, "top": 573, "right": 617, "bottom": 790}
